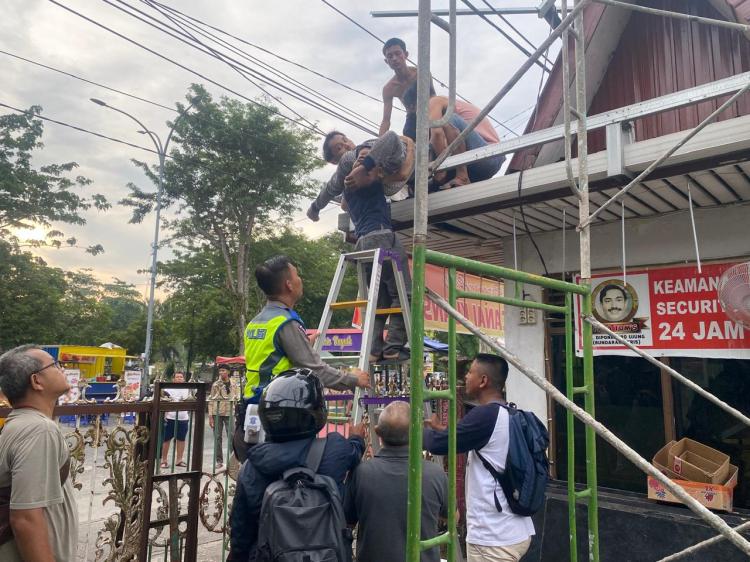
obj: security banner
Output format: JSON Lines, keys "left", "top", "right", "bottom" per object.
{"left": 575, "top": 261, "right": 750, "bottom": 358}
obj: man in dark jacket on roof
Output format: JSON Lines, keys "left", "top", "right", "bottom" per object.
{"left": 227, "top": 369, "right": 365, "bottom": 562}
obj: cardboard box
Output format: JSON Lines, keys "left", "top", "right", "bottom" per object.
{"left": 668, "top": 438, "right": 730, "bottom": 484}
{"left": 653, "top": 440, "right": 680, "bottom": 478}
{"left": 649, "top": 441, "right": 738, "bottom": 512}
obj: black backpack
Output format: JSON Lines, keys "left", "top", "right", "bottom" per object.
{"left": 256, "top": 438, "right": 353, "bottom": 562}
{"left": 475, "top": 403, "right": 550, "bottom": 517}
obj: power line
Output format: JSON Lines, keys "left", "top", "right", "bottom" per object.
{"left": 319, "top": 0, "right": 520, "bottom": 137}
{"left": 148, "top": 0, "right": 394, "bottom": 111}
{"left": 47, "top": 0, "right": 324, "bottom": 135}
{"left": 480, "top": 0, "right": 553, "bottom": 65}
{"left": 0, "top": 101, "right": 161, "bottom": 154}
{"left": 0, "top": 49, "right": 177, "bottom": 113}
{"left": 116, "top": 0, "right": 323, "bottom": 134}
{"left": 461, "top": 0, "right": 553, "bottom": 72}
{"left": 99, "top": 0, "right": 378, "bottom": 135}
{"left": 140, "top": 0, "right": 379, "bottom": 132}
{"left": 1, "top": 50, "right": 330, "bottom": 165}
{"left": 147, "top": 0, "right": 380, "bottom": 129}
{"left": 102, "top": 0, "right": 324, "bottom": 133}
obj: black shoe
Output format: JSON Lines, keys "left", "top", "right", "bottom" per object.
{"left": 381, "top": 349, "right": 411, "bottom": 363}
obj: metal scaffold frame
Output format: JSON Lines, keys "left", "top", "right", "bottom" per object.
{"left": 374, "top": 0, "right": 750, "bottom": 560}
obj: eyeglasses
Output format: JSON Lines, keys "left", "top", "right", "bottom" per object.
{"left": 35, "top": 360, "right": 62, "bottom": 374}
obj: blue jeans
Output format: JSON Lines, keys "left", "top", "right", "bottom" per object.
{"left": 448, "top": 114, "right": 504, "bottom": 183}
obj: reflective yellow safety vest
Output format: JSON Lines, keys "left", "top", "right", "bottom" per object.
{"left": 243, "top": 304, "right": 305, "bottom": 399}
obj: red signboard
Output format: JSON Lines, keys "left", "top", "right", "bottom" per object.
{"left": 353, "top": 261, "right": 504, "bottom": 337}
{"left": 423, "top": 262, "right": 504, "bottom": 337}
{"left": 575, "top": 261, "right": 750, "bottom": 358}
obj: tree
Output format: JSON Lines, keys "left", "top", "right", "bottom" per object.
{"left": 156, "top": 228, "right": 357, "bottom": 359}
{"left": 0, "top": 240, "right": 67, "bottom": 348}
{"left": 158, "top": 244, "right": 237, "bottom": 363}
{"left": 0, "top": 106, "right": 109, "bottom": 253}
{"left": 0, "top": 242, "right": 150, "bottom": 351}
{"left": 121, "top": 85, "right": 322, "bottom": 351}
{"left": 247, "top": 229, "right": 357, "bottom": 328}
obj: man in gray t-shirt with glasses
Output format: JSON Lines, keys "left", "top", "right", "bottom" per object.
{"left": 0, "top": 345, "right": 78, "bottom": 562}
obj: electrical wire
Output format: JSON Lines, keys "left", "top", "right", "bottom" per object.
{"left": 461, "top": 0, "right": 552, "bottom": 73}
{"left": 319, "top": 0, "right": 521, "bottom": 137}
{"left": 120, "top": 0, "right": 322, "bottom": 134}
{"left": 1, "top": 54, "right": 330, "bottom": 166}
{"left": 517, "top": 169, "right": 549, "bottom": 276}
{"left": 102, "top": 0, "right": 340, "bottom": 134}
{"left": 0, "top": 49, "right": 177, "bottom": 113}
{"left": 103, "top": 0, "right": 378, "bottom": 135}
{"left": 479, "top": 0, "right": 555, "bottom": 67}
{"left": 0, "top": 101, "right": 161, "bottom": 154}
{"left": 515, "top": 24, "right": 554, "bottom": 276}
{"left": 47, "top": 0, "right": 324, "bottom": 135}
{"left": 148, "top": 0, "right": 392, "bottom": 110}
{"left": 141, "top": 0, "right": 379, "bottom": 131}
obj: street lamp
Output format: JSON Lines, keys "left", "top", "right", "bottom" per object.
{"left": 91, "top": 97, "right": 195, "bottom": 393}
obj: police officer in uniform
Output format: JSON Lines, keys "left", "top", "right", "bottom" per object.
{"left": 234, "top": 255, "right": 370, "bottom": 461}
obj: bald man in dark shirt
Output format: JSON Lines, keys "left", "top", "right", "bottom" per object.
{"left": 344, "top": 401, "right": 447, "bottom": 562}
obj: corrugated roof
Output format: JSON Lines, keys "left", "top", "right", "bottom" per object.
{"left": 508, "top": 0, "right": 750, "bottom": 171}
{"left": 727, "top": 0, "right": 750, "bottom": 22}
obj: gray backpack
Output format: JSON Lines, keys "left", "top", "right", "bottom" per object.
{"left": 256, "top": 438, "right": 353, "bottom": 562}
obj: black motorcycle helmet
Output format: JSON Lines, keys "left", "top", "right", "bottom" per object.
{"left": 258, "top": 368, "right": 327, "bottom": 442}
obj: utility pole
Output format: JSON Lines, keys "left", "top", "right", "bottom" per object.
{"left": 91, "top": 97, "right": 195, "bottom": 394}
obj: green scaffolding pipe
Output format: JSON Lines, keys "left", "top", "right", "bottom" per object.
{"left": 446, "top": 268, "right": 459, "bottom": 561}
{"left": 565, "top": 292, "right": 578, "bottom": 562}
{"left": 457, "top": 290, "right": 567, "bottom": 313}
{"left": 425, "top": 249, "right": 589, "bottom": 295}
{"left": 421, "top": 531, "right": 452, "bottom": 549}
{"left": 424, "top": 389, "right": 453, "bottom": 400}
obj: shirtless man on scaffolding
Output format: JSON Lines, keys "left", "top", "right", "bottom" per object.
{"left": 380, "top": 37, "right": 419, "bottom": 139}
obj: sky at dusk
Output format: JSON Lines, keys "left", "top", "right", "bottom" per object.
{"left": 2, "top": 0, "right": 558, "bottom": 299}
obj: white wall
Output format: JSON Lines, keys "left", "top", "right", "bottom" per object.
{"left": 503, "top": 281, "right": 549, "bottom": 427}
{"left": 500, "top": 202, "right": 750, "bottom": 425}
{"left": 505, "top": 203, "right": 750, "bottom": 276}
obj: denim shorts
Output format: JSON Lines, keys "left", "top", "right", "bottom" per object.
{"left": 448, "top": 114, "right": 504, "bottom": 182}
{"left": 163, "top": 419, "right": 188, "bottom": 441}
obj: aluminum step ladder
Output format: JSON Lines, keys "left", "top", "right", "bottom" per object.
{"left": 313, "top": 248, "right": 412, "bottom": 428}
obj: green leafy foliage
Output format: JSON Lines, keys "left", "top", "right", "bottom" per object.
{"left": 0, "top": 241, "right": 148, "bottom": 351}
{"left": 120, "top": 85, "right": 324, "bottom": 350}
{"left": 157, "top": 228, "right": 357, "bottom": 362}
{"left": 0, "top": 106, "right": 109, "bottom": 253}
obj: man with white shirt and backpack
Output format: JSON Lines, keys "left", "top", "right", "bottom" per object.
{"left": 424, "top": 354, "right": 549, "bottom": 562}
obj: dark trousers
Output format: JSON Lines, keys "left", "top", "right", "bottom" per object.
{"left": 403, "top": 112, "right": 416, "bottom": 141}
{"left": 355, "top": 231, "right": 411, "bottom": 357}
{"left": 213, "top": 415, "right": 231, "bottom": 464}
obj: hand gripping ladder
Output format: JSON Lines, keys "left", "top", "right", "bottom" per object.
{"left": 313, "top": 248, "right": 412, "bottom": 425}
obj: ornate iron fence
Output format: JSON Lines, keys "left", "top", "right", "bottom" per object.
{"left": 0, "top": 370, "right": 449, "bottom": 561}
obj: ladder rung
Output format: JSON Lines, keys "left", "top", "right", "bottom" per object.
{"left": 322, "top": 355, "right": 361, "bottom": 363}
{"left": 330, "top": 300, "right": 368, "bottom": 310}
{"left": 376, "top": 307, "right": 402, "bottom": 315}
{"left": 574, "top": 488, "right": 592, "bottom": 500}
{"left": 572, "top": 385, "right": 589, "bottom": 395}
{"left": 342, "top": 249, "right": 378, "bottom": 261}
